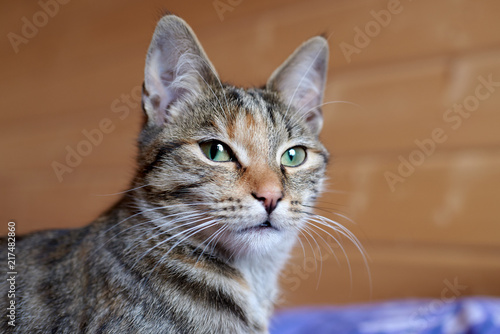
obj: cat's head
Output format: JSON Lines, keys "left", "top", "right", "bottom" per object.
{"left": 134, "top": 15, "right": 329, "bottom": 259}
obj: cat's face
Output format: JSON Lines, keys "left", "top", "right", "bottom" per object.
{"left": 134, "top": 16, "right": 329, "bottom": 258}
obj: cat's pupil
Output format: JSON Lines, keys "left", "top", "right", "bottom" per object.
{"left": 211, "top": 143, "right": 224, "bottom": 160}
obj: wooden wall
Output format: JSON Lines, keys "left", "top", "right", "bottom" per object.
{"left": 1, "top": 0, "right": 499, "bottom": 307}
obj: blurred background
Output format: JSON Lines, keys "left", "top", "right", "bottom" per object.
{"left": 1, "top": 0, "right": 499, "bottom": 308}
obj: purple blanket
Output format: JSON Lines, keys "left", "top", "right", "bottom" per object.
{"left": 271, "top": 297, "right": 500, "bottom": 334}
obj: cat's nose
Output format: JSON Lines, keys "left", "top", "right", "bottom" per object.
{"left": 252, "top": 185, "right": 283, "bottom": 214}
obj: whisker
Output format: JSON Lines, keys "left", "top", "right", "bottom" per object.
{"left": 302, "top": 225, "right": 323, "bottom": 286}
{"left": 118, "top": 218, "right": 202, "bottom": 262}
{"left": 91, "top": 184, "right": 152, "bottom": 197}
{"left": 306, "top": 224, "right": 343, "bottom": 290}
{"left": 307, "top": 218, "right": 353, "bottom": 291}
{"left": 308, "top": 218, "right": 352, "bottom": 282}
{"left": 307, "top": 213, "right": 362, "bottom": 246}
{"left": 160, "top": 220, "right": 218, "bottom": 261}
{"left": 145, "top": 220, "right": 219, "bottom": 282}
{"left": 302, "top": 204, "right": 352, "bottom": 225}
{"left": 298, "top": 227, "right": 316, "bottom": 270}
{"left": 307, "top": 214, "right": 372, "bottom": 293}
{"left": 99, "top": 210, "right": 206, "bottom": 251}
{"left": 195, "top": 223, "right": 228, "bottom": 265}
{"left": 292, "top": 226, "right": 307, "bottom": 261}
{"left": 97, "top": 210, "right": 211, "bottom": 257}
{"left": 102, "top": 202, "right": 212, "bottom": 236}
{"left": 131, "top": 211, "right": 211, "bottom": 244}
{"left": 306, "top": 223, "right": 340, "bottom": 267}
{"left": 130, "top": 216, "right": 214, "bottom": 269}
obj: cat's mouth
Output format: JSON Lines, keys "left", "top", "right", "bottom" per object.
{"left": 238, "top": 221, "right": 278, "bottom": 233}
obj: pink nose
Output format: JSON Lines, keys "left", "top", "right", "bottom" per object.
{"left": 252, "top": 185, "right": 283, "bottom": 214}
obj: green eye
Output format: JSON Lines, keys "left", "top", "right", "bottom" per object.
{"left": 281, "top": 146, "right": 307, "bottom": 167}
{"left": 200, "top": 141, "right": 233, "bottom": 162}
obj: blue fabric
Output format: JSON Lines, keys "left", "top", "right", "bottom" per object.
{"left": 270, "top": 297, "right": 500, "bottom": 334}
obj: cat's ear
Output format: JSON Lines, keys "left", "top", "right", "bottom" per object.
{"left": 142, "top": 15, "right": 219, "bottom": 127}
{"left": 266, "top": 36, "right": 329, "bottom": 135}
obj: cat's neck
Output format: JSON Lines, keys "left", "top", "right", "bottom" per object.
{"left": 232, "top": 237, "right": 296, "bottom": 311}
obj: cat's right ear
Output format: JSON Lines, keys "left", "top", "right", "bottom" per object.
{"left": 142, "top": 15, "right": 219, "bottom": 127}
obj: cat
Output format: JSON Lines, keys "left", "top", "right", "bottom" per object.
{"left": 1, "top": 14, "right": 331, "bottom": 333}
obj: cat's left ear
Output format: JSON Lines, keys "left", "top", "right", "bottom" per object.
{"left": 142, "top": 15, "right": 219, "bottom": 127}
{"left": 267, "top": 36, "right": 329, "bottom": 135}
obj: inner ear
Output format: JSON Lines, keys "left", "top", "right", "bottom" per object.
{"left": 304, "top": 109, "right": 323, "bottom": 135}
{"left": 142, "top": 15, "right": 219, "bottom": 128}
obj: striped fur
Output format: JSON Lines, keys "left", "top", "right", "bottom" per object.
{"left": 0, "top": 15, "right": 329, "bottom": 333}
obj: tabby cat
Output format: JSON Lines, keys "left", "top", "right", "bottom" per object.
{"left": 1, "top": 15, "right": 331, "bottom": 333}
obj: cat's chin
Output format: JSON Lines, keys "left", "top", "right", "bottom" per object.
{"left": 219, "top": 224, "right": 298, "bottom": 260}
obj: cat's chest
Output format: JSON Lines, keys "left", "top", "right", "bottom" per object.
{"left": 148, "top": 261, "right": 274, "bottom": 333}
{"left": 235, "top": 261, "right": 282, "bottom": 324}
